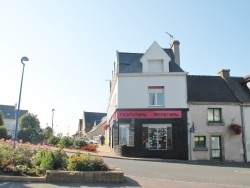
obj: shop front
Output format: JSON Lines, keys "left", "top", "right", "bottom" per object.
{"left": 110, "top": 109, "right": 188, "bottom": 160}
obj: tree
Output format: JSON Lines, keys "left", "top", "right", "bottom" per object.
{"left": 41, "top": 126, "right": 53, "bottom": 144}
{"left": 0, "top": 125, "right": 7, "bottom": 139}
{"left": 18, "top": 113, "right": 42, "bottom": 143}
{"left": 42, "top": 126, "right": 53, "bottom": 140}
{"left": 0, "top": 110, "right": 4, "bottom": 126}
{"left": 19, "top": 113, "right": 40, "bottom": 130}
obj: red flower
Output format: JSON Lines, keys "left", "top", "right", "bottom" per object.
{"left": 230, "top": 124, "right": 242, "bottom": 135}
{"left": 81, "top": 145, "right": 97, "bottom": 152}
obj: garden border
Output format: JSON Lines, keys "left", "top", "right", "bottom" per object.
{"left": 0, "top": 165, "right": 124, "bottom": 183}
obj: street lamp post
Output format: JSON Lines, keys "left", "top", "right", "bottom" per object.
{"left": 52, "top": 109, "right": 55, "bottom": 134}
{"left": 189, "top": 122, "right": 196, "bottom": 161}
{"left": 14, "top": 56, "right": 29, "bottom": 148}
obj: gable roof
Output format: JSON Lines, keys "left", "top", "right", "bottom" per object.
{"left": 187, "top": 75, "right": 250, "bottom": 103}
{"left": 83, "top": 111, "right": 107, "bottom": 132}
{"left": 88, "top": 116, "right": 107, "bottom": 133}
{"left": 0, "top": 104, "right": 28, "bottom": 120}
{"left": 224, "top": 77, "right": 250, "bottom": 103}
{"left": 117, "top": 48, "right": 184, "bottom": 73}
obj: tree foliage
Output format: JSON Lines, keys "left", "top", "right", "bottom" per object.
{"left": 0, "top": 111, "right": 4, "bottom": 126}
{"left": 0, "top": 126, "right": 7, "bottom": 139}
{"left": 41, "top": 126, "right": 53, "bottom": 142}
{"left": 18, "top": 113, "right": 41, "bottom": 143}
{"left": 19, "top": 113, "right": 40, "bottom": 130}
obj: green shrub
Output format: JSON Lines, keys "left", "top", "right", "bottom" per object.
{"left": 26, "top": 168, "right": 37, "bottom": 176}
{"left": 67, "top": 153, "right": 109, "bottom": 171}
{"left": 53, "top": 149, "right": 68, "bottom": 170}
{"left": 16, "top": 165, "right": 29, "bottom": 174}
{"left": 32, "top": 150, "right": 54, "bottom": 173}
{"left": 0, "top": 126, "right": 7, "bottom": 139}
{"left": 74, "top": 139, "right": 87, "bottom": 148}
{"left": 32, "top": 149, "right": 68, "bottom": 173}
{"left": 39, "top": 150, "right": 54, "bottom": 172}
{"left": 47, "top": 135, "right": 60, "bottom": 147}
{"left": 58, "top": 136, "right": 74, "bottom": 149}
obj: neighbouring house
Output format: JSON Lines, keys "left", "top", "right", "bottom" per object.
{"left": 187, "top": 70, "right": 250, "bottom": 162}
{"left": 85, "top": 116, "right": 107, "bottom": 143}
{"left": 0, "top": 104, "right": 28, "bottom": 136}
{"left": 107, "top": 41, "right": 189, "bottom": 159}
{"left": 78, "top": 111, "right": 106, "bottom": 136}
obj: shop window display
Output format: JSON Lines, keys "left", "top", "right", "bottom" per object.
{"left": 119, "top": 123, "right": 134, "bottom": 146}
{"left": 143, "top": 124, "right": 172, "bottom": 150}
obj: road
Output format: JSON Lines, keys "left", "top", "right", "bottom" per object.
{"left": 0, "top": 157, "right": 250, "bottom": 187}
{"left": 104, "top": 158, "right": 250, "bottom": 187}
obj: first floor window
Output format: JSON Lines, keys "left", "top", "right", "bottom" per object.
{"left": 142, "top": 124, "right": 172, "bottom": 150}
{"left": 148, "top": 86, "right": 164, "bottom": 106}
{"left": 208, "top": 108, "right": 222, "bottom": 123}
{"left": 194, "top": 136, "right": 206, "bottom": 148}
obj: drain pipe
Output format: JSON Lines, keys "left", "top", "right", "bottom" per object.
{"left": 240, "top": 103, "right": 247, "bottom": 162}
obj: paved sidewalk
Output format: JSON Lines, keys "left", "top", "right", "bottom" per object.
{"left": 63, "top": 144, "right": 124, "bottom": 158}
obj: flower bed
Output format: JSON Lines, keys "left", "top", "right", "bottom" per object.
{"left": 0, "top": 139, "right": 109, "bottom": 177}
{"left": 81, "top": 145, "right": 97, "bottom": 152}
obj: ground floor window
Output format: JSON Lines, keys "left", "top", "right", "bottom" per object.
{"left": 194, "top": 136, "right": 206, "bottom": 148}
{"left": 142, "top": 124, "right": 172, "bottom": 150}
{"left": 119, "top": 123, "right": 134, "bottom": 146}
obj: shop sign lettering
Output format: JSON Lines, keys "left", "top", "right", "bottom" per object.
{"left": 115, "top": 110, "right": 182, "bottom": 119}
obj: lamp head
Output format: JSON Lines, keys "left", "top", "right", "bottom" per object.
{"left": 52, "top": 109, "right": 55, "bottom": 112}
{"left": 21, "top": 56, "right": 29, "bottom": 65}
{"left": 21, "top": 56, "right": 29, "bottom": 62}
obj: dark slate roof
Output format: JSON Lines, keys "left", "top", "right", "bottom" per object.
{"left": 0, "top": 105, "right": 28, "bottom": 119}
{"left": 225, "top": 77, "right": 250, "bottom": 103}
{"left": 118, "top": 52, "right": 143, "bottom": 73}
{"left": 187, "top": 76, "right": 239, "bottom": 102}
{"left": 83, "top": 111, "right": 107, "bottom": 132}
{"left": 117, "top": 48, "right": 184, "bottom": 73}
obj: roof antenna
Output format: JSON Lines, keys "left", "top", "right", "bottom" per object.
{"left": 166, "top": 32, "right": 173, "bottom": 47}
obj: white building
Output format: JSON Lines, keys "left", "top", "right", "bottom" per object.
{"left": 106, "top": 40, "right": 249, "bottom": 162}
{"left": 0, "top": 104, "right": 28, "bottom": 136}
{"left": 107, "top": 41, "right": 189, "bottom": 159}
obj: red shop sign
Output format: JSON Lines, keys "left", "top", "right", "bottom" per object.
{"left": 114, "top": 110, "right": 182, "bottom": 119}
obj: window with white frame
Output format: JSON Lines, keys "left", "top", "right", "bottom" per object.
{"left": 148, "top": 59, "right": 163, "bottom": 72}
{"left": 148, "top": 86, "right": 164, "bottom": 106}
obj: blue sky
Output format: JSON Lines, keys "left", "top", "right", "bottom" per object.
{"left": 0, "top": 0, "right": 249, "bottom": 136}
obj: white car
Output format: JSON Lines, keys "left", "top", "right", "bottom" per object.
{"left": 85, "top": 139, "right": 99, "bottom": 145}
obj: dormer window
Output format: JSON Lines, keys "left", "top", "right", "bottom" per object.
{"left": 148, "top": 59, "right": 163, "bottom": 72}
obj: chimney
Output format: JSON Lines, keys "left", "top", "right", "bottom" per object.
{"left": 171, "top": 40, "right": 180, "bottom": 67}
{"left": 244, "top": 74, "right": 250, "bottom": 89}
{"left": 218, "top": 69, "right": 230, "bottom": 78}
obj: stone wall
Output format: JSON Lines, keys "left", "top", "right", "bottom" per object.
{"left": 46, "top": 165, "right": 124, "bottom": 183}
{"left": 0, "top": 165, "right": 124, "bottom": 183}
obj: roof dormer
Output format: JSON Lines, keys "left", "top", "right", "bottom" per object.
{"left": 140, "top": 41, "right": 171, "bottom": 73}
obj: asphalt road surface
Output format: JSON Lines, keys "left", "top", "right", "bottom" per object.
{"left": 0, "top": 157, "right": 250, "bottom": 188}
